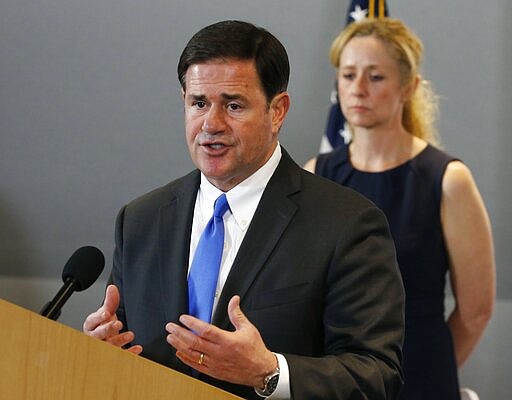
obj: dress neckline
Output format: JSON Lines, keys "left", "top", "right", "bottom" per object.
{"left": 346, "top": 143, "right": 431, "bottom": 175}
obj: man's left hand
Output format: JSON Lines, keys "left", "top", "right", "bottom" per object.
{"left": 166, "top": 295, "right": 277, "bottom": 388}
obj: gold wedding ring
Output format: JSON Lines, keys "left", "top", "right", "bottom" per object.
{"left": 198, "top": 353, "right": 204, "bottom": 366}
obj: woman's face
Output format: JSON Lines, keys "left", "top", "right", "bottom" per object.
{"left": 337, "top": 35, "right": 410, "bottom": 131}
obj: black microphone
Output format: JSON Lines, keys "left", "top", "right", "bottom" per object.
{"left": 40, "top": 246, "right": 105, "bottom": 320}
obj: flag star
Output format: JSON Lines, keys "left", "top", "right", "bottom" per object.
{"left": 340, "top": 122, "right": 353, "bottom": 144}
{"left": 350, "top": 5, "right": 368, "bottom": 22}
{"left": 330, "top": 89, "right": 338, "bottom": 104}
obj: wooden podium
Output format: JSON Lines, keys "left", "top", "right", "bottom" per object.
{"left": 0, "top": 299, "right": 242, "bottom": 399}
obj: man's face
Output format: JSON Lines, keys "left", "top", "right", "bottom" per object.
{"left": 183, "top": 58, "right": 289, "bottom": 191}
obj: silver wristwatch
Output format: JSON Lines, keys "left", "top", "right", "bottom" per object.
{"left": 257, "top": 366, "right": 280, "bottom": 397}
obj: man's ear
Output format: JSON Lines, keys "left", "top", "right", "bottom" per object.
{"left": 270, "top": 92, "right": 291, "bottom": 134}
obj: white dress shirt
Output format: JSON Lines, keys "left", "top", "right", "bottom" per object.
{"left": 188, "top": 143, "right": 290, "bottom": 399}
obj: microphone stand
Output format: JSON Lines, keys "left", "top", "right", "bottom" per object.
{"left": 40, "top": 278, "right": 79, "bottom": 320}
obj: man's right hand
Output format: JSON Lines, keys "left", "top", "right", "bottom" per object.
{"left": 83, "top": 284, "right": 142, "bottom": 354}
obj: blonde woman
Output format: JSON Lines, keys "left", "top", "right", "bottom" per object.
{"left": 305, "top": 18, "right": 495, "bottom": 400}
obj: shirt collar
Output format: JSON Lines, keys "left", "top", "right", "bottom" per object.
{"left": 199, "top": 143, "right": 282, "bottom": 230}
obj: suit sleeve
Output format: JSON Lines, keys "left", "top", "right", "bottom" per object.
{"left": 286, "top": 205, "right": 404, "bottom": 399}
{"left": 108, "top": 205, "right": 127, "bottom": 329}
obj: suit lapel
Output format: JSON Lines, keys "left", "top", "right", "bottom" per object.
{"left": 158, "top": 170, "right": 200, "bottom": 324}
{"left": 212, "top": 150, "right": 301, "bottom": 329}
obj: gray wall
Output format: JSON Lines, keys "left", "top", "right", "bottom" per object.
{"left": 1, "top": 1, "right": 510, "bottom": 398}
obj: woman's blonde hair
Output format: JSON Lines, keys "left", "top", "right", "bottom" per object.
{"left": 330, "top": 18, "right": 440, "bottom": 145}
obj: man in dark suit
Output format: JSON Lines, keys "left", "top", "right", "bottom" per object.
{"left": 83, "top": 20, "right": 404, "bottom": 399}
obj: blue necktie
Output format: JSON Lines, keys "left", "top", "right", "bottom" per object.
{"left": 188, "top": 194, "right": 230, "bottom": 322}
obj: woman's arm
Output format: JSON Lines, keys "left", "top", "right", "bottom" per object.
{"left": 441, "top": 161, "right": 496, "bottom": 367}
{"left": 303, "top": 157, "right": 317, "bottom": 173}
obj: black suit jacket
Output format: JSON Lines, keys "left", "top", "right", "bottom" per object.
{"left": 111, "top": 149, "right": 404, "bottom": 399}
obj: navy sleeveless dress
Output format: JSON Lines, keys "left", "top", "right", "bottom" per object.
{"left": 316, "top": 144, "right": 460, "bottom": 400}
